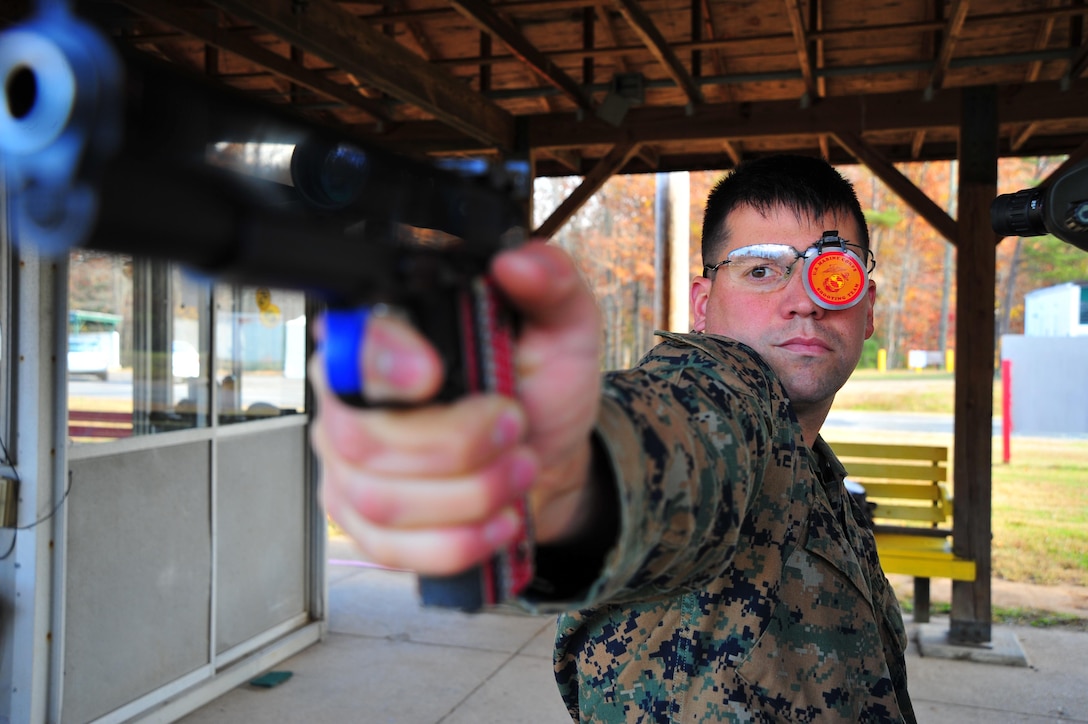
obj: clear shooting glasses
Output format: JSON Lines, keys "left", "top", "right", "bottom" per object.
{"left": 703, "top": 230, "right": 876, "bottom": 310}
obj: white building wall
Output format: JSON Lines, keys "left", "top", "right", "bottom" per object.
{"left": 1001, "top": 335, "right": 1088, "bottom": 435}
{"left": 1024, "top": 282, "right": 1088, "bottom": 337}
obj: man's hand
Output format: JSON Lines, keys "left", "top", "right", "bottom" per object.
{"left": 311, "top": 241, "right": 603, "bottom": 576}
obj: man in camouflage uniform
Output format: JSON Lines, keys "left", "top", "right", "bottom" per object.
{"left": 313, "top": 155, "right": 916, "bottom": 722}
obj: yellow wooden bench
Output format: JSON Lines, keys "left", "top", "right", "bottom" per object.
{"left": 829, "top": 441, "right": 977, "bottom": 622}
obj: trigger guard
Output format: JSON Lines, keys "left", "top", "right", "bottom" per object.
{"left": 324, "top": 308, "right": 370, "bottom": 400}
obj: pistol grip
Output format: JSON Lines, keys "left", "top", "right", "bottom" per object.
{"left": 323, "top": 279, "right": 533, "bottom": 612}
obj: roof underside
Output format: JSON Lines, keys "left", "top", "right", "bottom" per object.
{"left": 8, "top": 0, "right": 1088, "bottom": 176}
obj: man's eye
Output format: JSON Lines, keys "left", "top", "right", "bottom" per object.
{"left": 739, "top": 262, "right": 785, "bottom": 282}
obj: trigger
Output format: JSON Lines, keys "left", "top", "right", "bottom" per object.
{"left": 324, "top": 307, "right": 370, "bottom": 401}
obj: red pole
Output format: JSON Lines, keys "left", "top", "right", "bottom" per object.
{"left": 1002, "top": 359, "right": 1012, "bottom": 464}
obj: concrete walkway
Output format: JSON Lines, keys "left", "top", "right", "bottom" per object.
{"left": 180, "top": 535, "right": 1088, "bottom": 723}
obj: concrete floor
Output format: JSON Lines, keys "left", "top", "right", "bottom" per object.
{"left": 180, "top": 535, "right": 1088, "bottom": 723}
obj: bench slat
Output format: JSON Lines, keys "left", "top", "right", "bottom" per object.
{"left": 831, "top": 442, "right": 948, "bottom": 461}
{"left": 874, "top": 534, "right": 976, "bottom": 580}
{"left": 863, "top": 482, "right": 944, "bottom": 500}
{"left": 871, "top": 504, "right": 948, "bottom": 523}
{"left": 843, "top": 462, "right": 947, "bottom": 482}
{"left": 876, "top": 552, "right": 977, "bottom": 580}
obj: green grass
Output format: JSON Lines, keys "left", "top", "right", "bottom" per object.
{"left": 833, "top": 369, "right": 1001, "bottom": 414}
{"left": 991, "top": 438, "right": 1088, "bottom": 587}
{"left": 899, "top": 601, "right": 1088, "bottom": 632}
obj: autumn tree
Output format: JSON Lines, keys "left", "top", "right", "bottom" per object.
{"left": 536, "top": 174, "right": 659, "bottom": 370}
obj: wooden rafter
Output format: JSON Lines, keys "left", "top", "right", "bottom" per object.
{"left": 375, "top": 76, "right": 1088, "bottom": 156}
{"left": 783, "top": 0, "right": 816, "bottom": 101}
{"left": 533, "top": 141, "right": 643, "bottom": 238}
{"left": 119, "top": 0, "right": 394, "bottom": 122}
{"left": 417, "top": 4, "right": 1086, "bottom": 73}
{"left": 1010, "top": 0, "right": 1059, "bottom": 151}
{"left": 398, "top": 14, "right": 443, "bottom": 62}
{"left": 205, "top": 0, "right": 516, "bottom": 148}
{"left": 637, "top": 144, "right": 660, "bottom": 169}
{"left": 1069, "top": 42, "right": 1088, "bottom": 79}
{"left": 721, "top": 141, "right": 741, "bottom": 166}
{"left": 448, "top": 0, "right": 596, "bottom": 113}
{"left": 929, "top": 0, "right": 970, "bottom": 91}
{"left": 832, "top": 132, "right": 958, "bottom": 244}
{"left": 594, "top": 1, "right": 631, "bottom": 73}
{"left": 360, "top": 1, "right": 1082, "bottom": 30}
{"left": 612, "top": 0, "right": 703, "bottom": 106}
{"left": 511, "top": 79, "right": 1088, "bottom": 151}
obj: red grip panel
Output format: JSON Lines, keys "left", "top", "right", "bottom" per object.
{"left": 417, "top": 278, "right": 533, "bottom": 611}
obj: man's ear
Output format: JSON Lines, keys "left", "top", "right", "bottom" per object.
{"left": 691, "top": 276, "right": 711, "bottom": 332}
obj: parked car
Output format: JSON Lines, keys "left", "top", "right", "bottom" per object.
{"left": 68, "top": 331, "right": 120, "bottom": 380}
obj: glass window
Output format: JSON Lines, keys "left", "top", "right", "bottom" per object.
{"left": 67, "top": 254, "right": 308, "bottom": 442}
{"left": 67, "top": 252, "right": 213, "bottom": 442}
{"left": 214, "top": 284, "right": 306, "bottom": 424}
{"left": 1080, "top": 285, "right": 1087, "bottom": 325}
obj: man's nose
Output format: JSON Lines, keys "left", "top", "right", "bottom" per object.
{"left": 779, "top": 267, "right": 826, "bottom": 317}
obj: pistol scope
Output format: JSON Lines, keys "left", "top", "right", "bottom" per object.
{"left": 991, "top": 160, "right": 1088, "bottom": 253}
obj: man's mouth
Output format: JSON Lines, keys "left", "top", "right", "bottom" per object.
{"left": 778, "top": 336, "right": 832, "bottom": 355}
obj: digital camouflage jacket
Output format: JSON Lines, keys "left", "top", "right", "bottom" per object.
{"left": 545, "top": 332, "right": 915, "bottom": 723}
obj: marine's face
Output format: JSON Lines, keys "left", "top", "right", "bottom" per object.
{"left": 691, "top": 203, "right": 876, "bottom": 416}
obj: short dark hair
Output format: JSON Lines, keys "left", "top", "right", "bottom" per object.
{"left": 700, "top": 154, "right": 870, "bottom": 266}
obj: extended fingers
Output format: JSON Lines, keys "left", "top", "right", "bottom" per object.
{"left": 323, "top": 445, "right": 537, "bottom": 528}
{"left": 313, "top": 393, "right": 527, "bottom": 473}
{"left": 322, "top": 477, "right": 524, "bottom": 575}
{"left": 312, "top": 391, "right": 537, "bottom": 573}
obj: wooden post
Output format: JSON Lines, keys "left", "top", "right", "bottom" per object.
{"left": 950, "top": 85, "right": 997, "bottom": 645}
{"left": 654, "top": 172, "right": 672, "bottom": 332}
{"left": 654, "top": 172, "right": 691, "bottom": 332}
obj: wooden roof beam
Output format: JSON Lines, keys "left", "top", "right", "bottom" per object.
{"left": 544, "top": 148, "right": 584, "bottom": 174}
{"left": 721, "top": 141, "right": 742, "bottom": 166}
{"left": 594, "top": 2, "right": 631, "bottom": 73}
{"left": 698, "top": 0, "right": 730, "bottom": 102}
{"left": 910, "top": 130, "right": 926, "bottom": 159}
{"left": 832, "top": 131, "right": 958, "bottom": 244}
{"left": 359, "top": 1, "right": 1081, "bottom": 30}
{"left": 637, "top": 145, "right": 660, "bottom": 169}
{"left": 369, "top": 78, "right": 1088, "bottom": 155}
{"left": 783, "top": 0, "right": 817, "bottom": 102}
{"left": 534, "top": 141, "right": 642, "bottom": 238}
{"left": 206, "top": 0, "right": 516, "bottom": 149}
{"left": 517, "top": 80, "right": 1088, "bottom": 149}
{"left": 928, "top": 0, "right": 970, "bottom": 92}
{"left": 448, "top": 0, "right": 597, "bottom": 114}
{"left": 1069, "top": 42, "right": 1088, "bottom": 80}
{"left": 611, "top": 0, "right": 703, "bottom": 107}
{"left": 1009, "top": 0, "right": 1059, "bottom": 151}
{"left": 119, "top": 0, "right": 394, "bottom": 123}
